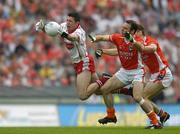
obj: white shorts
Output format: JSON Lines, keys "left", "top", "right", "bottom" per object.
{"left": 149, "top": 67, "right": 173, "bottom": 88}
{"left": 115, "top": 68, "right": 145, "bottom": 85}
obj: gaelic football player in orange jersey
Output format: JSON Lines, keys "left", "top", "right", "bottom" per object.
{"left": 89, "top": 20, "right": 162, "bottom": 129}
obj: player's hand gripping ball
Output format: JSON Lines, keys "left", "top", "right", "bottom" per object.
{"left": 45, "top": 21, "right": 60, "bottom": 37}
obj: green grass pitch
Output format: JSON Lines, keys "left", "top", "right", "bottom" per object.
{"left": 0, "top": 127, "right": 179, "bottom": 134}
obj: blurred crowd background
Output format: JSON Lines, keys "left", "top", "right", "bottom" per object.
{"left": 0, "top": 0, "right": 179, "bottom": 103}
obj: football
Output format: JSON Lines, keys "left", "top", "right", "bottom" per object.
{"left": 44, "top": 21, "right": 60, "bottom": 36}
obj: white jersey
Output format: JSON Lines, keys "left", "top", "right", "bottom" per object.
{"left": 60, "top": 22, "right": 88, "bottom": 63}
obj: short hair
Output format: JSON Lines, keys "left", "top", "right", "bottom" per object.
{"left": 125, "top": 20, "right": 138, "bottom": 34}
{"left": 137, "top": 24, "right": 145, "bottom": 36}
{"left": 68, "top": 12, "right": 80, "bottom": 22}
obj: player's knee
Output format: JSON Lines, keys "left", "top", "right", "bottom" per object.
{"left": 78, "top": 94, "right": 88, "bottom": 101}
{"left": 143, "top": 94, "right": 152, "bottom": 100}
{"left": 142, "top": 92, "right": 151, "bottom": 100}
{"left": 133, "top": 94, "right": 143, "bottom": 103}
{"left": 100, "top": 87, "right": 108, "bottom": 94}
{"left": 100, "top": 84, "right": 112, "bottom": 94}
{"left": 94, "top": 90, "right": 102, "bottom": 95}
{"left": 143, "top": 94, "right": 148, "bottom": 99}
{"left": 77, "top": 90, "right": 89, "bottom": 100}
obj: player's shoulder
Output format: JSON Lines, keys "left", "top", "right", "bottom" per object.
{"left": 111, "top": 33, "right": 122, "bottom": 37}
{"left": 75, "top": 25, "right": 84, "bottom": 32}
{"left": 146, "top": 36, "right": 158, "bottom": 43}
{"left": 74, "top": 25, "right": 85, "bottom": 36}
{"left": 109, "top": 33, "right": 123, "bottom": 42}
{"left": 111, "top": 33, "right": 123, "bottom": 40}
{"left": 146, "top": 36, "right": 156, "bottom": 41}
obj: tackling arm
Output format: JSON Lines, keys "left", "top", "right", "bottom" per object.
{"left": 95, "top": 35, "right": 111, "bottom": 42}
{"left": 102, "top": 48, "right": 118, "bottom": 56}
{"left": 95, "top": 48, "right": 118, "bottom": 58}
{"left": 88, "top": 34, "right": 110, "bottom": 42}
{"left": 62, "top": 33, "right": 79, "bottom": 42}
{"left": 124, "top": 32, "right": 157, "bottom": 53}
{"left": 133, "top": 41, "right": 157, "bottom": 53}
{"left": 58, "top": 29, "right": 79, "bottom": 42}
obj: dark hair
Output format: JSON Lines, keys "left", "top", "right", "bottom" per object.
{"left": 68, "top": 12, "right": 80, "bottom": 22}
{"left": 137, "top": 24, "right": 145, "bottom": 36}
{"left": 125, "top": 20, "right": 138, "bottom": 34}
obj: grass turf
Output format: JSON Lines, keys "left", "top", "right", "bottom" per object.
{"left": 0, "top": 127, "right": 179, "bottom": 134}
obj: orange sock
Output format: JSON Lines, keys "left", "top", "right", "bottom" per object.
{"left": 107, "top": 108, "right": 115, "bottom": 118}
{"left": 147, "top": 111, "right": 158, "bottom": 125}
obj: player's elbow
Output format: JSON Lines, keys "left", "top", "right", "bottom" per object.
{"left": 139, "top": 46, "right": 145, "bottom": 52}
{"left": 142, "top": 45, "right": 157, "bottom": 53}
{"left": 95, "top": 90, "right": 102, "bottom": 95}
{"left": 142, "top": 48, "right": 156, "bottom": 53}
{"left": 133, "top": 94, "right": 143, "bottom": 103}
{"left": 143, "top": 93, "right": 153, "bottom": 100}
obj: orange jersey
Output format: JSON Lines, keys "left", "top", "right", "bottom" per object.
{"left": 109, "top": 33, "right": 144, "bottom": 70}
{"left": 142, "top": 36, "right": 169, "bottom": 74}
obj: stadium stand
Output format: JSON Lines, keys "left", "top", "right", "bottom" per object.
{"left": 0, "top": 0, "right": 179, "bottom": 103}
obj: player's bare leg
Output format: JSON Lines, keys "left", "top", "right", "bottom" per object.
{"left": 114, "top": 82, "right": 170, "bottom": 126}
{"left": 89, "top": 73, "right": 118, "bottom": 124}
{"left": 100, "top": 75, "right": 126, "bottom": 95}
{"left": 91, "top": 73, "right": 99, "bottom": 82}
{"left": 87, "top": 72, "right": 113, "bottom": 96}
{"left": 76, "top": 70, "right": 112, "bottom": 100}
{"left": 97, "top": 94, "right": 117, "bottom": 124}
{"left": 76, "top": 70, "right": 95, "bottom": 100}
{"left": 76, "top": 71, "right": 118, "bottom": 124}
{"left": 132, "top": 81, "right": 162, "bottom": 129}
{"left": 143, "top": 82, "right": 170, "bottom": 125}
{"left": 143, "top": 82, "right": 164, "bottom": 100}
{"left": 99, "top": 75, "right": 126, "bottom": 124}
{"left": 111, "top": 87, "right": 133, "bottom": 96}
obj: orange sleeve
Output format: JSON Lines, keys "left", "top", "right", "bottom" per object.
{"left": 147, "top": 37, "right": 158, "bottom": 46}
{"left": 110, "top": 33, "right": 122, "bottom": 43}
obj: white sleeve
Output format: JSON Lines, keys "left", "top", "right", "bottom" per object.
{"left": 73, "top": 29, "right": 86, "bottom": 43}
{"left": 59, "top": 23, "right": 66, "bottom": 32}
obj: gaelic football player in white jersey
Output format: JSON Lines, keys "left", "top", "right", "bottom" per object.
{"left": 35, "top": 12, "right": 112, "bottom": 103}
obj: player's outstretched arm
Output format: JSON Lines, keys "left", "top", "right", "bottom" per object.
{"left": 58, "top": 28, "right": 79, "bottom": 42}
{"left": 35, "top": 19, "right": 45, "bottom": 32}
{"left": 89, "top": 34, "right": 110, "bottom": 42}
{"left": 133, "top": 42, "right": 157, "bottom": 53}
{"left": 124, "top": 32, "right": 157, "bottom": 53}
{"left": 95, "top": 48, "right": 118, "bottom": 58}
{"left": 102, "top": 48, "right": 118, "bottom": 56}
